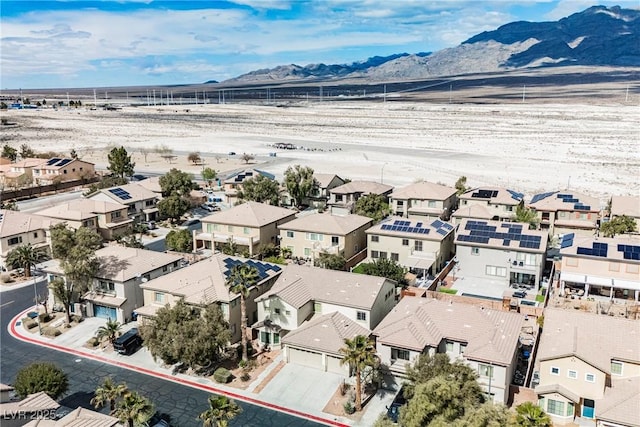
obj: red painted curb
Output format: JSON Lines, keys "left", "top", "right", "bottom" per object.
{"left": 9, "top": 310, "right": 349, "bottom": 427}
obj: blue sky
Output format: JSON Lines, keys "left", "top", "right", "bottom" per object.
{"left": 1, "top": 1, "right": 637, "bottom": 89}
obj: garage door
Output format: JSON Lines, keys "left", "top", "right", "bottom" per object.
{"left": 94, "top": 305, "right": 117, "bottom": 320}
{"left": 326, "top": 355, "right": 347, "bottom": 375}
{"left": 288, "top": 347, "right": 322, "bottom": 369}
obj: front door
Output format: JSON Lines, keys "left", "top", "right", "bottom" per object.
{"left": 582, "top": 398, "right": 595, "bottom": 419}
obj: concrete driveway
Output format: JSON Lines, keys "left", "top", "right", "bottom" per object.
{"left": 259, "top": 363, "right": 344, "bottom": 415}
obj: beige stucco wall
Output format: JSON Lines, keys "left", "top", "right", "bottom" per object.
{"left": 561, "top": 255, "right": 640, "bottom": 283}
{"left": 539, "top": 357, "right": 606, "bottom": 400}
{"left": 279, "top": 223, "right": 370, "bottom": 261}
{"left": 367, "top": 233, "right": 454, "bottom": 272}
{"left": 0, "top": 229, "right": 50, "bottom": 259}
{"left": 459, "top": 198, "right": 517, "bottom": 220}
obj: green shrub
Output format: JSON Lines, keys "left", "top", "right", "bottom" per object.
{"left": 438, "top": 288, "right": 458, "bottom": 294}
{"left": 42, "top": 327, "right": 61, "bottom": 337}
{"left": 87, "top": 337, "right": 100, "bottom": 347}
{"left": 343, "top": 401, "right": 355, "bottom": 415}
{"left": 213, "top": 367, "right": 232, "bottom": 384}
{"left": 71, "top": 315, "right": 84, "bottom": 323}
{"left": 14, "top": 362, "right": 68, "bottom": 399}
{"left": 240, "top": 372, "right": 251, "bottom": 382}
{"left": 39, "top": 313, "right": 52, "bottom": 323}
{"left": 238, "top": 360, "right": 247, "bottom": 369}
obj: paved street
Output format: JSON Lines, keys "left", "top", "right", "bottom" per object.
{"left": 0, "top": 282, "right": 328, "bottom": 427}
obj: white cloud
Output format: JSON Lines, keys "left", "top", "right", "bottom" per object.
{"left": 545, "top": 0, "right": 640, "bottom": 20}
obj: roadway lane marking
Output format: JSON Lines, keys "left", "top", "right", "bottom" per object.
{"left": 0, "top": 300, "right": 14, "bottom": 308}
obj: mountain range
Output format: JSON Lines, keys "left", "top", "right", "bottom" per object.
{"left": 224, "top": 5, "right": 640, "bottom": 84}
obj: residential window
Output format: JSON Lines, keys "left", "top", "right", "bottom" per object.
{"left": 335, "top": 194, "right": 343, "bottom": 202}
{"left": 356, "top": 311, "right": 367, "bottom": 321}
{"left": 227, "top": 225, "right": 234, "bottom": 232}
{"left": 304, "top": 248, "right": 311, "bottom": 257}
{"left": 33, "top": 232, "right": 38, "bottom": 238}
{"left": 391, "top": 348, "right": 410, "bottom": 361}
{"left": 285, "top": 310, "right": 291, "bottom": 316}
{"left": 471, "top": 247, "right": 479, "bottom": 255}
{"left": 243, "top": 227, "right": 250, "bottom": 235}
{"left": 274, "top": 308, "right": 281, "bottom": 315}
{"left": 371, "top": 235, "right": 379, "bottom": 242}
{"left": 611, "top": 361, "right": 623, "bottom": 376}
{"left": 397, "top": 201, "right": 404, "bottom": 207}
{"left": 371, "top": 250, "right": 379, "bottom": 259}
{"left": 414, "top": 241, "right": 423, "bottom": 252}
{"left": 8, "top": 236, "right": 22, "bottom": 245}
{"left": 567, "top": 370, "right": 577, "bottom": 379}
{"left": 391, "top": 253, "right": 399, "bottom": 262}
{"left": 98, "top": 281, "right": 115, "bottom": 293}
{"left": 162, "top": 266, "right": 168, "bottom": 272}
{"left": 445, "top": 341, "right": 454, "bottom": 352}
{"left": 486, "top": 266, "right": 507, "bottom": 277}
{"left": 173, "top": 261, "right": 178, "bottom": 268}
{"left": 314, "top": 302, "right": 322, "bottom": 313}
{"left": 331, "top": 236, "right": 339, "bottom": 246}
{"left": 579, "top": 213, "right": 588, "bottom": 220}
{"left": 402, "top": 239, "right": 409, "bottom": 246}
{"left": 112, "top": 211, "right": 121, "bottom": 219}
{"left": 478, "top": 364, "right": 493, "bottom": 378}
{"left": 306, "top": 233, "right": 323, "bottom": 241}
{"left": 547, "top": 399, "right": 565, "bottom": 416}
{"left": 550, "top": 366, "right": 560, "bottom": 375}
{"left": 428, "top": 200, "right": 436, "bottom": 208}
{"left": 379, "top": 251, "right": 387, "bottom": 259}
{"left": 213, "top": 224, "right": 220, "bottom": 231}
{"left": 145, "top": 200, "right": 154, "bottom": 206}
{"left": 273, "top": 333, "right": 280, "bottom": 344}
{"left": 585, "top": 373, "right": 596, "bottom": 383}
{"left": 286, "top": 231, "right": 294, "bottom": 238}
{"left": 460, "top": 344, "right": 466, "bottom": 354}
{"left": 154, "top": 292, "right": 164, "bottom": 303}
{"left": 506, "top": 205, "right": 513, "bottom": 211}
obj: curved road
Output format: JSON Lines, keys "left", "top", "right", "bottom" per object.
{"left": 1, "top": 282, "right": 325, "bottom": 427}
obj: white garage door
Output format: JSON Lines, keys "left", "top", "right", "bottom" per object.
{"left": 288, "top": 347, "right": 322, "bottom": 369}
{"left": 326, "top": 355, "right": 347, "bottom": 375}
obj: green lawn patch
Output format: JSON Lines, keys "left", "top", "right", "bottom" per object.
{"left": 351, "top": 264, "right": 365, "bottom": 274}
{"left": 536, "top": 294, "right": 545, "bottom": 303}
{"left": 439, "top": 288, "right": 458, "bottom": 295}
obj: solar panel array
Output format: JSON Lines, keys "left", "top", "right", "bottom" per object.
{"left": 381, "top": 219, "right": 431, "bottom": 234}
{"left": 576, "top": 242, "right": 608, "bottom": 257}
{"left": 45, "top": 158, "right": 73, "bottom": 167}
{"left": 506, "top": 189, "right": 524, "bottom": 201}
{"left": 530, "top": 191, "right": 555, "bottom": 204}
{"left": 471, "top": 189, "right": 498, "bottom": 199}
{"left": 618, "top": 244, "right": 640, "bottom": 260}
{"left": 222, "top": 258, "right": 282, "bottom": 281}
{"left": 431, "top": 219, "right": 454, "bottom": 236}
{"left": 560, "top": 233, "right": 575, "bottom": 249}
{"left": 233, "top": 171, "right": 254, "bottom": 182}
{"left": 108, "top": 187, "right": 133, "bottom": 200}
{"left": 459, "top": 220, "right": 542, "bottom": 249}
{"left": 557, "top": 193, "right": 591, "bottom": 211}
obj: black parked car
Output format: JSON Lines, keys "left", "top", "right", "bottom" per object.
{"left": 386, "top": 387, "right": 407, "bottom": 423}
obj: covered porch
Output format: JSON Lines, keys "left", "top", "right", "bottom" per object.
{"left": 559, "top": 272, "right": 640, "bottom": 302}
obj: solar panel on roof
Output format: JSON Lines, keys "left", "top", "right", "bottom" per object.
{"left": 415, "top": 222, "right": 423, "bottom": 228}
{"left": 56, "top": 159, "right": 72, "bottom": 167}
{"left": 436, "top": 228, "right": 448, "bottom": 236}
{"left": 530, "top": 191, "right": 555, "bottom": 204}
{"left": 503, "top": 239, "right": 511, "bottom": 246}
{"left": 431, "top": 219, "right": 444, "bottom": 228}
{"left": 381, "top": 224, "right": 391, "bottom": 230}
{"left": 46, "top": 158, "right": 61, "bottom": 165}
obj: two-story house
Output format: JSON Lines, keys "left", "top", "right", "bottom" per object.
{"left": 32, "top": 157, "right": 95, "bottom": 185}
{"left": 454, "top": 219, "right": 548, "bottom": 299}
{"left": 373, "top": 296, "right": 525, "bottom": 404}
{"left": 452, "top": 187, "right": 524, "bottom": 224}
{"left": 35, "top": 199, "right": 133, "bottom": 240}
{"left": 254, "top": 264, "right": 397, "bottom": 373}
{"left": 535, "top": 308, "right": 640, "bottom": 425}
{"left": 365, "top": 217, "right": 455, "bottom": 276}
{"left": 328, "top": 180, "right": 393, "bottom": 214}
{"left": 609, "top": 195, "right": 640, "bottom": 233}
{"left": 558, "top": 236, "right": 640, "bottom": 302}
{"left": 390, "top": 181, "right": 457, "bottom": 220}
{"left": 0, "top": 210, "right": 59, "bottom": 271}
{"left": 528, "top": 191, "right": 601, "bottom": 237}
{"left": 0, "top": 158, "right": 44, "bottom": 188}
{"left": 223, "top": 169, "right": 276, "bottom": 205}
{"left": 193, "top": 201, "right": 296, "bottom": 256}
{"left": 42, "top": 246, "right": 183, "bottom": 323}
{"left": 137, "top": 254, "right": 283, "bottom": 344}
{"left": 87, "top": 183, "right": 159, "bottom": 222}
{"left": 278, "top": 212, "right": 372, "bottom": 266}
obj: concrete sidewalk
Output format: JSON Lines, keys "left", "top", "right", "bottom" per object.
{"left": 9, "top": 311, "right": 395, "bottom": 426}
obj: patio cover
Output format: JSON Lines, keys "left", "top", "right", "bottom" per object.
{"left": 613, "top": 279, "right": 640, "bottom": 291}
{"left": 560, "top": 271, "right": 587, "bottom": 284}
{"left": 586, "top": 275, "right": 613, "bottom": 287}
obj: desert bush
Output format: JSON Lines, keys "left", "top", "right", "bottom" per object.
{"left": 343, "top": 401, "right": 355, "bottom": 415}
{"left": 23, "top": 319, "right": 37, "bottom": 329}
{"left": 240, "top": 372, "right": 251, "bottom": 382}
{"left": 42, "top": 327, "right": 61, "bottom": 337}
{"left": 1, "top": 274, "right": 13, "bottom": 283}
{"left": 39, "top": 313, "right": 52, "bottom": 323}
{"left": 71, "top": 315, "right": 84, "bottom": 323}
{"left": 87, "top": 337, "right": 100, "bottom": 347}
{"left": 213, "top": 367, "right": 232, "bottom": 384}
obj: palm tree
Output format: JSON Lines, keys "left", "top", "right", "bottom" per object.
{"left": 514, "top": 401, "right": 552, "bottom": 427}
{"left": 91, "top": 377, "right": 128, "bottom": 414}
{"left": 95, "top": 319, "right": 122, "bottom": 344}
{"left": 514, "top": 204, "right": 539, "bottom": 229}
{"left": 225, "top": 264, "right": 260, "bottom": 362}
{"left": 113, "top": 391, "right": 154, "bottom": 427}
{"left": 198, "top": 395, "right": 242, "bottom": 427}
{"left": 5, "top": 244, "right": 48, "bottom": 278}
{"left": 339, "top": 335, "right": 378, "bottom": 412}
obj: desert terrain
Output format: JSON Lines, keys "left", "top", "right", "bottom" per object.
{"left": 1, "top": 98, "right": 638, "bottom": 207}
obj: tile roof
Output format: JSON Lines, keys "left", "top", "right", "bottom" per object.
{"left": 451, "top": 204, "right": 494, "bottom": 220}
{"left": 278, "top": 212, "right": 372, "bottom": 235}
{"left": 201, "top": 201, "right": 296, "bottom": 228}
{"left": 0, "top": 209, "right": 60, "bottom": 238}
{"left": 133, "top": 176, "right": 162, "bottom": 193}
{"left": 456, "top": 218, "right": 548, "bottom": 253}
{"left": 459, "top": 187, "right": 523, "bottom": 205}
{"left": 537, "top": 308, "right": 640, "bottom": 373}
{"left": 8, "top": 158, "right": 47, "bottom": 168}
{"left": 95, "top": 246, "right": 184, "bottom": 282}
{"left": 38, "top": 158, "right": 93, "bottom": 170}
{"left": 366, "top": 216, "right": 453, "bottom": 241}
{"left": 282, "top": 311, "right": 371, "bottom": 355}
{"left": 560, "top": 235, "right": 640, "bottom": 262}
{"left": 24, "top": 407, "right": 122, "bottom": 427}
{"left": 373, "top": 296, "right": 524, "bottom": 366}
{"left": 610, "top": 195, "right": 640, "bottom": 219}
{"left": 141, "top": 254, "right": 282, "bottom": 305}
{"left": 35, "top": 199, "right": 127, "bottom": 221}
{"left": 258, "top": 264, "right": 391, "bottom": 310}
{"left": 0, "top": 391, "right": 59, "bottom": 416}
{"left": 597, "top": 377, "right": 640, "bottom": 427}
{"left": 313, "top": 173, "right": 343, "bottom": 189}
{"left": 330, "top": 180, "right": 393, "bottom": 195}
{"left": 224, "top": 169, "right": 275, "bottom": 184}
{"left": 390, "top": 181, "right": 457, "bottom": 201}
{"left": 528, "top": 190, "right": 601, "bottom": 212}
{"left": 96, "top": 183, "right": 157, "bottom": 204}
